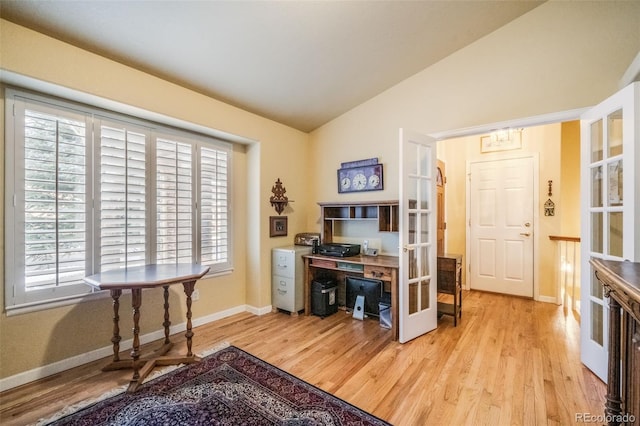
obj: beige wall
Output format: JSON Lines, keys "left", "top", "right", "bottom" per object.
{"left": 0, "top": 20, "right": 310, "bottom": 379}
{"left": 560, "top": 121, "right": 581, "bottom": 237}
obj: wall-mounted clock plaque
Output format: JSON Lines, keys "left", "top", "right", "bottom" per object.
{"left": 337, "top": 163, "right": 383, "bottom": 193}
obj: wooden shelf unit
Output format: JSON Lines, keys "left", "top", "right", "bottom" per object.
{"left": 319, "top": 200, "right": 399, "bottom": 243}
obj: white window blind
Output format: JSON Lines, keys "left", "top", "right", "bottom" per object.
{"left": 98, "top": 121, "right": 148, "bottom": 271}
{"left": 200, "top": 147, "right": 229, "bottom": 267}
{"left": 24, "top": 108, "right": 88, "bottom": 289}
{"left": 6, "top": 89, "right": 233, "bottom": 313}
{"left": 156, "top": 138, "right": 194, "bottom": 264}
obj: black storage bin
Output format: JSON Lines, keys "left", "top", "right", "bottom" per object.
{"left": 379, "top": 292, "right": 391, "bottom": 329}
{"left": 311, "top": 277, "right": 338, "bottom": 318}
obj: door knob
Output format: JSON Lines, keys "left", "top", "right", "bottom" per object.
{"left": 403, "top": 246, "right": 415, "bottom": 252}
{"left": 520, "top": 232, "right": 531, "bottom": 237}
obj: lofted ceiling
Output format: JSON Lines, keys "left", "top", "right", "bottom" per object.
{"left": 0, "top": 1, "right": 544, "bottom": 132}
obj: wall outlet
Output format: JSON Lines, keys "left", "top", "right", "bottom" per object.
{"left": 192, "top": 288, "right": 200, "bottom": 301}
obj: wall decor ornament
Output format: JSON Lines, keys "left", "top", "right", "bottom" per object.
{"left": 269, "top": 178, "right": 289, "bottom": 215}
{"left": 545, "top": 180, "right": 555, "bottom": 216}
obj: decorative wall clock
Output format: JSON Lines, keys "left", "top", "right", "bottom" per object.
{"left": 337, "top": 163, "right": 383, "bottom": 193}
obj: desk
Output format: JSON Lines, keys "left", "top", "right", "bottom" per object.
{"left": 84, "top": 264, "right": 210, "bottom": 392}
{"left": 303, "top": 254, "right": 399, "bottom": 341}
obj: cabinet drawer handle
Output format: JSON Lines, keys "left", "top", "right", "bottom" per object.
{"left": 371, "top": 270, "right": 384, "bottom": 278}
{"left": 277, "top": 289, "right": 287, "bottom": 295}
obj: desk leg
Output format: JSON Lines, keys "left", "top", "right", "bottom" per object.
{"left": 182, "top": 280, "right": 196, "bottom": 357}
{"left": 109, "top": 289, "right": 122, "bottom": 363}
{"left": 130, "top": 288, "right": 143, "bottom": 387}
{"left": 303, "top": 257, "right": 311, "bottom": 316}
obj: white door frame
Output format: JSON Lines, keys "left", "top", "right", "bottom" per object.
{"left": 464, "top": 153, "right": 540, "bottom": 300}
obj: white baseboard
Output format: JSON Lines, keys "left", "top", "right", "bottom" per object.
{"left": 537, "top": 295, "right": 558, "bottom": 304}
{"left": 0, "top": 304, "right": 258, "bottom": 392}
{"left": 246, "top": 304, "right": 273, "bottom": 316}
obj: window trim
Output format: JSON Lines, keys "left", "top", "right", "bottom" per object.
{"left": 4, "top": 87, "right": 234, "bottom": 315}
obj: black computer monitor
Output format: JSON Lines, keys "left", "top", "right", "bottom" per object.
{"left": 345, "top": 276, "right": 382, "bottom": 317}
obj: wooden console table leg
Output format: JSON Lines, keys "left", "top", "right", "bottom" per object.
{"left": 130, "top": 288, "right": 143, "bottom": 389}
{"left": 182, "top": 280, "right": 196, "bottom": 357}
{"left": 162, "top": 285, "right": 171, "bottom": 345}
{"left": 605, "top": 296, "right": 622, "bottom": 423}
{"left": 109, "top": 289, "right": 122, "bottom": 363}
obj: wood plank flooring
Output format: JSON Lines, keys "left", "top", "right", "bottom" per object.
{"left": 0, "top": 290, "right": 606, "bottom": 425}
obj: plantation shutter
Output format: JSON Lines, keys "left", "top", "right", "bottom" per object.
{"left": 200, "top": 146, "right": 229, "bottom": 269}
{"left": 23, "top": 108, "right": 89, "bottom": 290}
{"left": 156, "top": 137, "right": 194, "bottom": 264}
{"left": 97, "top": 119, "right": 149, "bottom": 271}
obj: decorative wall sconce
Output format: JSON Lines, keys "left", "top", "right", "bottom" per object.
{"left": 545, "top": 180, "right": 555, "bottom": 216}
{"left": 269, "top": 178, "right": 289, "bottom": 215}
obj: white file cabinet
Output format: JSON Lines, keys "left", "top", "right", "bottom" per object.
{"left": 272, "top": 245, "right": 312, "bottom": 314}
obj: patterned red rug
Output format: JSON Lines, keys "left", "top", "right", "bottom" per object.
{"left": 44, "top": 345, "right": 390, "bottom": 425}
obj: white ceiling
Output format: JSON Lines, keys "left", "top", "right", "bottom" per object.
{"left": 0, "top": 1, "right": 544, "bottom": 132}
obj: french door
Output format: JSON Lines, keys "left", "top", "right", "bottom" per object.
{"left": 398, "top": 129, "right": 438, "bottom": 343}
{"left": 580, "top": 82, "right": 639, "bottom": 382}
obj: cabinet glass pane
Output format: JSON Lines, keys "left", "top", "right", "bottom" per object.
{"left": 591, "top": 119, "right": 603, "bottom": 162}
{"left": 608, "top": 212, "right": 623, "bottom": 257}
{"left": 607, "top": 160, "right": 623, "bottom": 207}
{"left": 591, "top": 212, "right": 603, "bottom": 253}
{"left": 607, "top": 109, "right": 623, "bottom": 157}
{"left": 591, "top": 166, "right": 603, "bottom": 207}
{"left": 589, "top": 301, "right": 604, "bottom": 346}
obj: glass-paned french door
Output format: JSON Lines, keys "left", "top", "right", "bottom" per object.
{"left": 580, "top": 82, "right": 639, "bottom": 382}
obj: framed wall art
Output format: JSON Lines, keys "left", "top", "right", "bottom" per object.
{"left": 480, "top": 129, "right": 522, "bottom": 153}
{"left": 269, "top": 216, "right": 288, "bottom": 237}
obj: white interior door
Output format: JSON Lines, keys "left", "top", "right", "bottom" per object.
{"left": 469, "top": 157, "right": 535, "bottom": 297}
{"left": 398, "top": 128, "right": 438, "bottom": 343}
{"left": 580, "top": 82, "right": 639, "bottom": 382}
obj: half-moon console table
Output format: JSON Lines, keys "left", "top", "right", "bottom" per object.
{"left": 590, "top": 258, "right": 639, "bottom": 425}
{"left": 84, "top": 263, "right": 210, "bottom": 392}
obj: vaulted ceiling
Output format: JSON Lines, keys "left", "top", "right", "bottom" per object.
{"left": 0, "top": 1, "right": 544, "bottom": 132}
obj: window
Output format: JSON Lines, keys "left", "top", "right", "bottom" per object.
{"left": 5, "top": 90, "right": 233, "bottom": 313}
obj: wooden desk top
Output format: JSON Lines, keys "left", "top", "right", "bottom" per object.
{"left": 303, "top": 253, "right": 399, "bottom": 268}
{"left": 84, "top": 264, "right": 210, "bottom": 290}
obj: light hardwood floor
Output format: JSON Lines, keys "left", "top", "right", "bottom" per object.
{"left": 0, "top": 290, "right": 606, "bottom": 425}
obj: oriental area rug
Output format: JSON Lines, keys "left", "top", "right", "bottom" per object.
{"left": 42, "top": 345, "right": 390, "bottom": 426}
